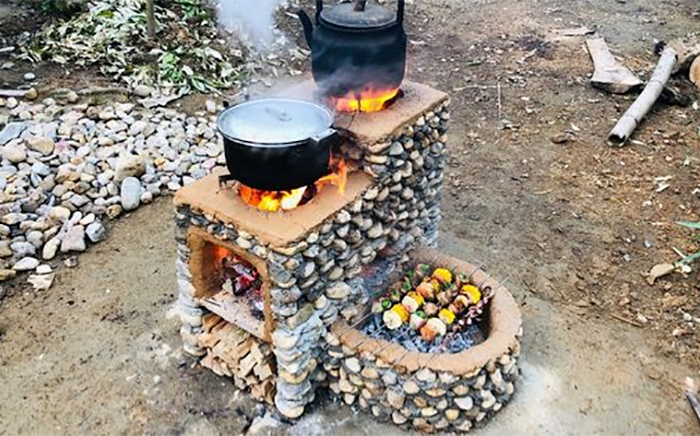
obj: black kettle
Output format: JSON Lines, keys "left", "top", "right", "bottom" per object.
{"left": 298, "top": 0, "right": 407, "bottom": 99}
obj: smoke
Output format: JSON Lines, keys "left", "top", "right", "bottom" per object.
{"left": 215, "top": 0, "right": 287, "bottom": 50}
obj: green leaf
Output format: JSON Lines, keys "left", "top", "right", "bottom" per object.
{"left": 678, "top": 221, "right": 700, "bottom": 230}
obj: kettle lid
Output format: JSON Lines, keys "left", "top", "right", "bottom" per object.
{"left": 320, "top": 2, "right": 396, "bottom": 30}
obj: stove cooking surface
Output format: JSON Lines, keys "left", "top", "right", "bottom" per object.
{"left": 174, "top": 169, "right": 373, "bottom": 247}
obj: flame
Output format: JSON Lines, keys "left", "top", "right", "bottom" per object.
{"left": 239, "top": 157, "right": 348, "bottom": 212}
{"left": 335, "top": 87, "right": 400, "bottom": 113}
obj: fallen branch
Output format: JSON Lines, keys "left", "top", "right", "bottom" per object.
{"left": 610, "top": 313, "right": 644, "bottom": 328}
{"left": 685, "top": 377, "right": 700, "bottom": 426}
{"left": 0, "top": 89, "right": 28, "bottom": 98}
{"left": 608, "top": 46, "right": 678, "bottom": 145}
{"left": 586, "top": 37, "right": 642, "bottom": 94}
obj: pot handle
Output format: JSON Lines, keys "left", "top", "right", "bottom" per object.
{"left": 397, "top": 0, "right": 405, "bottom": 26}
{"left": 316, "top": 0, "right": 323, "bottom": 22}
{"left": 309, "top": 128, "right": 337, "bottom": 148}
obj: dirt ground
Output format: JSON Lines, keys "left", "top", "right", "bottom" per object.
{"left": 2, "top": 0, "right": 700, "bottom": 434}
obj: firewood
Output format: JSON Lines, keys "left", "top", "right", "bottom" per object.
{"left": 690, "top": 56, "right": 700, "bottom": 87}
{"left": 586, "top": 37, "right": 642, "bottom": 94}
{"left": 198, "top": 333, "right": 219, "bottom": 349}
{"left": 608, "top": 45, "right": 678, "bottom": 145}
{"left": 238, "top": 352, "right": 258, "bottom": 377}
{"left": 253, "top": 358, "right": 275, "bottom": 381}
{"left": 685, "top": 377, "right": 700, "bottom": 426}
{"left": 232, "top": 337, "right": 256, "bottom": 359}
{"left": 202, "top": 313, "right": 223, "bottom": 332}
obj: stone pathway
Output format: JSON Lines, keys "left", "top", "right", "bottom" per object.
{"left": 0, "top": 95, "right": 224, "bottom": 282}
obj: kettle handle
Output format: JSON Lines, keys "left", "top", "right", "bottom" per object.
{"left": 397, "top": 0, "right": 405, "bottom": 26}
{"left": 315, "top": 0, "right": 323, "bottom": 22}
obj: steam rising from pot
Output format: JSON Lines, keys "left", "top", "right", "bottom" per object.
{"left": 216, "top": 0, "right": 286, "bottom": 49}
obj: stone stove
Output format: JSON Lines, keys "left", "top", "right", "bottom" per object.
{"left": 172, "top": 82, "right": 521, "bottom": 430}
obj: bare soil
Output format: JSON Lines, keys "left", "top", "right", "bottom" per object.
{"left": 2, "top": 0, "right": 700, "bottom": 434}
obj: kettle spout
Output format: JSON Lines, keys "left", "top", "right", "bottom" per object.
{"left": 297, "top": 10, "right": 314, "bottom": 48}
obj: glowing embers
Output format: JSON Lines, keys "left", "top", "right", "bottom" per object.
{"left": 215, "top": 246, "right": 264, "bottom": 320}
{"left": 238, "top": 157, "right": 347, "bottom": 212}
{"left": 334, "top": 87, "right": 401, "bottom": 113}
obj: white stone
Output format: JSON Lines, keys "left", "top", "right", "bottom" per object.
{"left": 13, "top": 257, "right": 39, "bottom": 271}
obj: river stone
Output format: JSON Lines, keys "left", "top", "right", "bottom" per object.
{"left": 26, "top": 137, "right": 55, "bottom": 155}
{"left": 344, "top": 357, "right": 361, "bottom": 373}
{"left": 13, "top": 257, "right": 39, "bottom": 271}
{"left": 42, "top": 237, "right": 60, "bottom": 260}
{"left": 2, "top": 143, "right": 27, "bottom": 163}
{"left": 0, "top": 242, "right": 11, "bottom": 258}
{"left": 326, "top": 281, "right": 351, "bottom": 299}
{"left": 86, "top": 222, "right": 106, "bottom": 243}
{"left": 133, "top": 84, "right": 154, "bottom": 97}
{"left": 286, "top": 303, "right": 314, "bottom": 330}
{"left": 0, "top": 122, "right": 27, "bottom": 146}
{"left": 361, "top": 367, "right": 379, "bottom": 379}
{"left": 1, "top": 213, "right": 21, "bottom": 226}
{"left": 120, "top": 177, "right": 142, "bottom": 211}
{"left": 11, "top": 241, "right": 36, "bottom": 257}
{"left": 115, "top": 155, "right": 146, "bottom": 182}
{"left": 416, "top": 368, "right": 436, "bottom": 383}
{"left": 403, "top": 380, "right": 420, "bottom": 395}
{"left": 69, "top": 194, "right": 90, "bottom": 208}
{"left": 445, "top": 409, "right": 460, "bottom": 421}
{"left": 60, "top": 225, "right": 86, "bottom": 253}
{"left": 455, "top": 396, "right": 474, "bottom": 411}
{"left": 453, "top": 384, "right": 469, "bottom": 396}
{"left": 0, "top": 269, "right": 17, "bottom": 281}
{"left": 421, "top": 407, "right": 438, "bottom": 418}
{"left": 387, "top": 389, "right": 406, "bottom": 409}
{"left": 273, "top": 329, "right": 300, "bottom": 350}
{"left": 49, "top": 206, "right": 71, "bottom": 222}
{"left": 36, "top": 264, "right": 53, "bottom": 274}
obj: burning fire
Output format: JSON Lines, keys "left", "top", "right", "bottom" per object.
{"left": 335, "top": 87, "right": 400, "bottom": 113}
{"left": 239, "top": 157, "right": 347, "bottom": 212}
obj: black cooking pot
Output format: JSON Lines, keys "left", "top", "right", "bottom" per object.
{"left": 216, "top": 98, "right": 338, "bottom": 191}
{"left": 298, "top": 0, "right": 407, "bottom": 98}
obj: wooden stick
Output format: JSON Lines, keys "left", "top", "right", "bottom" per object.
{"left": 0, "top": 89, "right": 28, "bottom": 98}
{"left": 610, "top": 313, "right": 643, "bottom": 328}
{"left": 685, "top": 377, "right": 700, "bottom": 426}
{"left": 608, "top": 46, "right": 678, "bottom": 145}
{"left": 146, "top": 0, "right": 156, "bottom": 39}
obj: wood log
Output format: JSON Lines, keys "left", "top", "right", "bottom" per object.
{"left": 238, "top": 352, "right": 259, "bottom": 378}
{"left": 253, "top": 358, "right": 275, "bottom": 381}
{"left": 198, "top": 332, "right": 219, "bottom": 349}
{"left": 690, "top": 56, "right": 700, "bottom": 87}
{"left": 146, "top": 0, "right": 155, "bottom": 39}
{"left": 608, "top": 46, "right": 678, "bottom": 145}
{"left": 202, "top": 313, "right": 223, "bottom": 332}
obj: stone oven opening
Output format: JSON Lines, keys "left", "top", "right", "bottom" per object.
{"left": 187, "top": 228, "right": 274, "bottom": 342}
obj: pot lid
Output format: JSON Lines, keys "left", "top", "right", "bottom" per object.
{"left": 320, "top": 2, "right": 396, "bottom": 30}
{"left": 217, "top": 98, "right": 333, "bottom": 145}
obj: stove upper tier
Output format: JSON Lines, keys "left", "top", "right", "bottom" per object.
{"left": 278, "top": 80, "right": 449, "bottom": 146}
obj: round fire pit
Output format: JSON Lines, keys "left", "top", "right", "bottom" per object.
{"left": 322, "top": 249, "right": 522, "bottom": 433}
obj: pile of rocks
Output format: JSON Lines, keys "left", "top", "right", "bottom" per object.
{"left": 0, "top": 96, "right": 225, "bottom": 281}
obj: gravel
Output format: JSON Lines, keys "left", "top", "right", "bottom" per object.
{"left": 0, "top": 99, "right": 225, "bottom": 277}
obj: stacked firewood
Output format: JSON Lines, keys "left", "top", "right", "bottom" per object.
{"left": 197, "top": 313, "right": 276, "bottom": 404}
{"left": 373, "top": 264, "right": 493, "bottom": 342}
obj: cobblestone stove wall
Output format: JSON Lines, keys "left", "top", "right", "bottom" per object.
{"left": 173, "top": 83, "right": 450, "bottom": 419}
{"left": 321, "top": 250, "right": 523, "bottom": 433}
